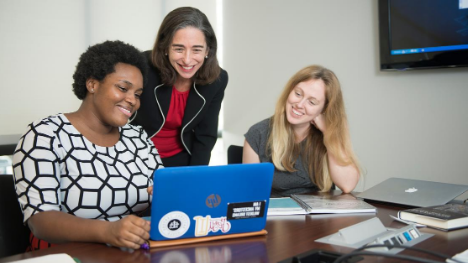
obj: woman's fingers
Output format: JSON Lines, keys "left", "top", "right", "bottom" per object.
{"left": 313, "top": 114, "right": 326, "bottom": 132}
{"left": 147, "top": 186, "right": 153, "bottom": 195}
{"left": 107, "top": 215, "right": 150, "bottom": 249}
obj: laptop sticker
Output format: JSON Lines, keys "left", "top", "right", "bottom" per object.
{"left": 193, "top": 216, "right": 231, "bottom": 237}
{"left": 206, "top": 194, "right": 222, "bottom": 208}
{"left": 158, "top": 211, "right": 191, "bottom": 239}
{"left": 405, "top": 187, "right": 418, "bottom": 193}
{"left": 227, "top": 201, "right": 266, "bottom": 220}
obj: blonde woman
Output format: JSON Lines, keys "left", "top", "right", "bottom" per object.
{"left": 243, "top": 65, "right": 360, "bottom": 197}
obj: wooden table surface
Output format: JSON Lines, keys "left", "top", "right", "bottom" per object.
{"left": 1, "top": 193, "right": 467, "bottom": 263}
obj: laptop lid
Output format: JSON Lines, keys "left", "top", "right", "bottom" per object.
{"left": 150, "top": 163, "right": 274, "bottom": 241}
{"left": 356, "top": 177, "right": 468, "bottom": 208}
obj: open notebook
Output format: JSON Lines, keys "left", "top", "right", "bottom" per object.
{"left": 268, "top": 194, "right": 376, "bottom": 216}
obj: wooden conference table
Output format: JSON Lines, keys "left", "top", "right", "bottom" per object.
{"left": 1, "top": 191, "right": 467, "bottom": 263}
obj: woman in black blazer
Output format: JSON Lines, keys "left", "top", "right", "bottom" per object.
{"left": 131, "top": 7, "right": 228, "bottom": 167}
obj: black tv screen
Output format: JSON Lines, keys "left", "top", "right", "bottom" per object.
{"left": 379, "top": 0, "right": 468, "bottom": 70}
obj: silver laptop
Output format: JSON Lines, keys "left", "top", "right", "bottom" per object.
{"left": 356, "top": 178, "right": 468, "bottom": 207}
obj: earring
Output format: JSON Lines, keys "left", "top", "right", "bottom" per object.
{"left": 165, "top": 53, "right": 168, "bottom": 56}
{"left": 205, "top": 56, "right": 208, "bottom": 59}
{"left": 91, "top": 88, "right": 94, "bottom": 93}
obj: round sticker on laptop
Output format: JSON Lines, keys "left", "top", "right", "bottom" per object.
{"left": 158, "top": 211, "right": 190, "bottom": 239}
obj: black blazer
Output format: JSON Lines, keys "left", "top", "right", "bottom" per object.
{"left": 131, "top": 51, "right": 228, "bottom": 165}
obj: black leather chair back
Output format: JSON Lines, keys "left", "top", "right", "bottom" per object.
{"left": 0, "top": 174, "right": 31, "bottom": 257}
{"left": 227, "top": 145, "right": 243, "bottom": 164}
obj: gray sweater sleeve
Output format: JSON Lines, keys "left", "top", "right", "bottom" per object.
{"left": 244, "top": 118, "right": 271, "bottom": 159}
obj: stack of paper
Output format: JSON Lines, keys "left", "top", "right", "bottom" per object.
{"left": 6, "top": 254, "right": 77, "bottom": 263}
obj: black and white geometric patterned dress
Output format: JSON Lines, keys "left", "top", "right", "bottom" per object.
{"left": 13, "top": 114, "right": 163, "bottom": 223}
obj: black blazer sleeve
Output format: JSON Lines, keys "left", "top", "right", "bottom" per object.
{"left": 189, "top": 70, "right": 228, "bottom": 165}
{"left": 130, "top": 51, "right": 166, "bottom": 137}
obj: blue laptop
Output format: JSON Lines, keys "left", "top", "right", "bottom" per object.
{"left": 149, "top": 163, "right": 274, "bottom": 241}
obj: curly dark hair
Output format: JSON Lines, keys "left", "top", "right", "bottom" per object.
{"left": 72, "top": 40, "right": 147, "bottom": 100}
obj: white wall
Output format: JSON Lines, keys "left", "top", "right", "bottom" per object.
{"left": 0, "top": 0, "right": 217, "bottom": 134}
{"left": 222, "top": 0, "right": 468, "bottom": 190}
{"left": 0, "top": 1, "right": 85, "bottom": 134}
{"left": 2, "top": 1, "right": 467, "bottom": 190}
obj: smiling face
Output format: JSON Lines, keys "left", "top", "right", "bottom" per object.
{"left": 90, "top": 63, "right": 143, "bottom": 127}
{"left": 168, "top": 26, "right": 208, "bottom": 83}
{"left": 286, "top": 78, "right": 326, "bottom": 133}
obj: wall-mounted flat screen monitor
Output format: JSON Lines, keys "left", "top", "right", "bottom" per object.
{"left": 379, "top": 0, "right": 468, "bottom": 70}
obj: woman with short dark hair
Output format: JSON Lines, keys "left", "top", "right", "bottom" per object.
{"left": 13, "top": 40, "right": 163, "bottom": 250}
{"left": 131, "top": 7, "right": 228, "bottom": 167}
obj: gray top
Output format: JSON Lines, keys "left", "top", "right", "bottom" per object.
{"left": 244, "top": 118, "right": 317, "bottom": 197}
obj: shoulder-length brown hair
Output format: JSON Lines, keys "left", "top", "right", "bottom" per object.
{"left": 267, "top": 65, "right": 360, "bottom": 191}
{"left": 151, "top": 7, "right": 220, "bottom": 85}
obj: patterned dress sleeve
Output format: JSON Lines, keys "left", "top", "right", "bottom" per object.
{"left": 12, "top": 120, "right": 62, "bottom": 223}
{"left": 139, "top": 126, "right": 164, "bottom": 184}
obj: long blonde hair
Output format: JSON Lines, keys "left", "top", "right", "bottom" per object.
{"left": 267, "top": 65, "right": 359, "bottom": 191}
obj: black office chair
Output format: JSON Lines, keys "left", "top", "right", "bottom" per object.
{"left": 227, "top": 145, "right": 243, "bottom": 164}
{"left": 0, "top": 174, "right": 31, "bottom": 257}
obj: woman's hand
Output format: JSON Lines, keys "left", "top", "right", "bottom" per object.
{"left": 312, "top": 114, "right": 326, "bottom": 133}
{"left": 147, "top": 186, "right": 153, "bottom": 196}
{"left": 104, "top": 215, "right": 150, "bottom": 249}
